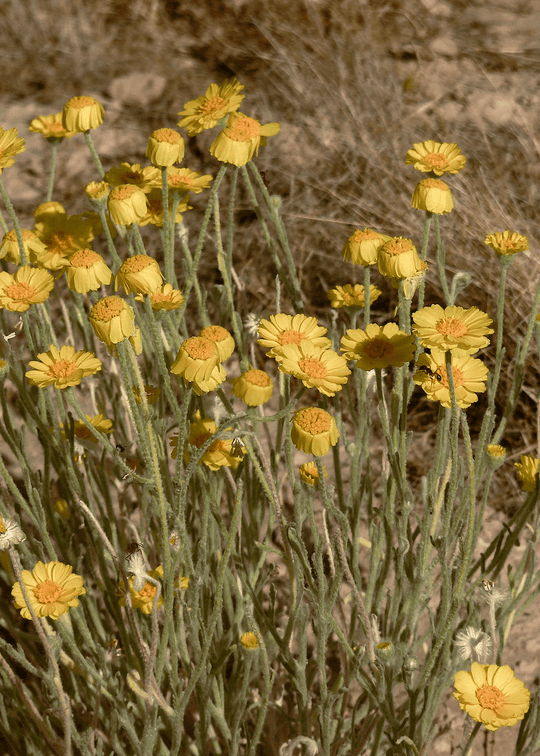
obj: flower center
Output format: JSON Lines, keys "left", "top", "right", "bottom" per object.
{"left": 68, "top": 96, "right": 95, "bottom": 109}
{"left": 153, "top": 128, "right": 181, "bottom": 144}
{"left": 278, "top": 329, "right": 306, "bottom": 346}
{"left": 201, "top": 96, "right": 224, "bottom": 114}
{"left": 49, "top": 122, "right": 64, "bottom": 132}
{"left": 170, "top": 174, "right": 192, "bottom": 188}
{"left": 246, "top": 370, "right": 270, "bottom": 387}
{"left": 49, "top": 359, "right": 77, "bottom": 379}
{"left": 184, "top": 337, "right": 216, "bottom": 361}
{"left": 91, "top": 296, "right": 126, "bottom": 322}
{"left": 201, "top": 325, "right": 228, "bottom": 343}
{"left": 502, "top": 239, "right": 518, "bottom": 249}
{"left": 476, "top": 685, "right": 506, "bottom": 710}
{"left": 209, "top": 439, "right": 226, "bottom": 453}
{"left": 233, "top": 116, "right": 259, "bottom": 139}
{"left": 152, "top": 291, "right": 172, "bottom": 303}
{"left": 352, "top": 229, "right": 378, "bottom": 242}
{"left": 124, "top": 171, "right": 143, "bottom": 183}
{"left": 71, "top": 249, "right": 100, "bottom": 268}
{"left": 46, "top": 231, "right": 75, "bottom": 253}
{"left": 34, "top": 579, "right": 62, "bottom": 604}
{"left": 436, "top": 317, "right": 468, "bottom": 338}
{"left": 298, "top": 357, "right": 328, "bottom": 379}
{"left": 425, "top": 153, "right": 448, "bottom": 168}
{"left": 5, "top": 282, "right": 34, "bottom": 301}
{"left": 122, "top": 255, "right": 152, "bottom": 273}
{"left": 296, "top": 408, "right": 331, "bottom": 435}
{"left": 422, "top": 178, "right": 448, "bottom": 190}
{"left": 193, "top": 432, "right": 212, "bottom": 448}
{"left": 382, "top": 238, "right": 414, "bottom": 257}
{"left": 363, "top": 339, "right": 392, "bottom": 359}
{"left": 110, "top": 185, "right": 139, "bottom": 200}
{"left": 139, "top": 582, "right": 157, "bottom": 599}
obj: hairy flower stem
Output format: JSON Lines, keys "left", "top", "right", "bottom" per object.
{"left": 84, "top": 130, "right": 105, "bottom": 177}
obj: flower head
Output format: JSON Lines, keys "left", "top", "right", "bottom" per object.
{"left": 514, "top": 455, "right": 540, "bottom": 492}
{"left": 66, "top": 249, "right": 112, "bottom": 293}
{"left": 33, "top": 213, "right": 95, "bottom": 269}
{"left": 107, "top": 185, "right": 148, "bottom": 226}
{"left": 34, "top": 201, "right": 66, "bottom": 222}
{"left": 62, "top": 96, "right": 104, "bottom": 132}
{"left": 453, "top": 662, "right": 530, "bottom": 731}
{"left": 0, "top": 228, "right": 48, "bottom": 265}
{"left": 412, "top": 305, "right": 493, "bottom": 354}
{"left": 210, "top": 112, "right": 280, "bottom": 167}
{"left": 176, "top": 410, "right": 246, "bottom": 470}
{"left": 291, "top": 407, "right": 339, "bottom": 457}
{"left": 275, "top": 342, "right": 351, "bottom": 396}
{"left": 29, "top": 113, "right": 75, "bottom": 141}
{"left": 135, "top": 283, "right": 184, "bottom": 311}
{"left": 170, "top": 337, "right": 220, "bottom": 383}
{"left": 60, "top": 413, "right": 113, "bottom": 443}
{"left": 240, "top": 631, "right": 259, "bottom": 651}
{"left": 0, "top": 516, "right": 26, "bottom": 550}
{"left": 485, "top": 230, "right": 529, "bottom": 257}
{"left": 377, "top": 237, "right": 423, "bottom": 279}
{"left": 0, "top": 265, "right": 54, "bottom": 311}
{"left": 413, "top": 350, "right": 488, "bottom": 409}
{"left": 486, "top": 444, "right": 506, "bottom": 466}
{"left": 115, "top": 254, "right": 163, "bottom": 295}
{"left": 258, "top": 313, "right": 331, "bottom": 358}
{"left": 455, "top": 627, "right": 492, "bottom": 662}
{"left": 299, "top": 461, "right": 327, "bottom": 487}
{"left": 85, "top": 181, "right": 110, "bottom": 202}
{"left": 103, "top": 162, "right": 161, "bottom": 193}
{"left": 26, "top": 345, "right": 102, "bottom": 389}
{"left": 12, "top": 560, "right": 86, "bottom": 620}
{"left": 167, "top": 166, "right": 213, "bottom": 195}
{"left": 328, "top": 283, "right": 382, "bottom": 309}
{"left": 146, "top": 128, "right": 185, "bottom": 167}
{"left": 117, "top": 565, "right": 164, "bottom": 615}
{"left": 89, "top": 296, "right": 135, "bottom": 347}
{"left": 405, "top": 140, "right": 466, "bottom": 176}
{"left": 411, "top": 178, "right": 454, "bottom": 214}
{"left": 0, "top": 127, "right": 25, "bottom": 173}
{"left": 341, "top": 323, "right": 416, "bottom": 370}
{"left": 232, "top": 369, "right": 273, "bottom": 406}
{"left": 198, "top": 325, "right": 235, "bottom": 362}
{"left": 178, "top": 79, "right": 246, "bottom": 135}
{"left": 342, "top": 228, "right": 391, "bottom": 266}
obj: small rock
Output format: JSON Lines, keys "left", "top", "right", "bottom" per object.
{"left": 109, "top": 73, "right": 167, "bottom": 108}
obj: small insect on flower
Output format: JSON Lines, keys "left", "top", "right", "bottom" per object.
{"left": 126, "top": 542, "right": 143, "bottom": 557}
{"left": 116, "top": 443, "right": 126, "bottom": 453}
{"left": 230, "top": 438, "right": 245, "bottom": 458}
{"left": 416, "top": 364, "right": 442, "bottom": 382}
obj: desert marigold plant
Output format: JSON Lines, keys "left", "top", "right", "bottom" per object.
{"left": 0, "top": 265, "right": 54, "bottom": 311}
{"left": 232, "top": 368, "right": 273, "bottom": 406}
{"left": 413, "top": 349, "right": 489, "bottom": 409}
{"left": 453, "top": 663, "right": 530, "bottom": 731}
{"left": 341, "top": 323, "right": 416, "bottom": 370}
{"left": 411, "top": 177, "right": 454, "bottom": 214}
{"left": 412, "top": 304, "right": 494, "bottom": 354}
{"left": 405, "top": 139, "right": 466, "bottom": 175}
{"left": 341, "top": 228, "right": 391, "bottom": 266}
{"left": 12, "top": 560, "right": 86, "bottom": 620}
{"left": 62, "top": 95, "right": 104, "bottom": 132}
{"left": 26, "top": 344, "right": 102, "bottom": 389}
{"left": 485, "top": 229, "right": 529, "bottom": 256}
{"left": 291, "top": 406, "right": 339, "bottom": 456}
{"left": 178, "top": 78, "right": 246, "bottom": 135}
{"left": 89, "top": 295, "right": 136, "bottom": 346}
{"left": 257, "top": 313, "right": 331, "bottom": 357}
{"left": 274, "top": 342, "right": 351, "bottom": 396}
{"left": 327, "top": 283, "right": 382, "bottom": 309}
{"left": 65, "top": 248, "right": 113, "bottom": 293}
{"left": 377, "top": 236, "right": 423, "bottom": 279}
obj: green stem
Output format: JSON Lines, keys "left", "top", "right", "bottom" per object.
{"left": 45, "top": 141, "right": 59, "bottom": 202}
{"left": 84, "top": 130, "right": 105, "bottom": 178}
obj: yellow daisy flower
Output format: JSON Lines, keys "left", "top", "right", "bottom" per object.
{"left": 134, "top": 283, "right": 184, "bottom": 311}
{"left": 257, "top": 313, "right": 331, "bottom": 357}
{"left": 0, "top": 265, "right": 54, "bottom": 312}
{"left": 486, "top": 444, "right": 506, "bottom": 459}
{"left": 274, "top": 342, "right": 351, "bottom": 396}
{"left": 34, "top": 201, "right": 66, "bottom": 222}
{"left": 190, "top": 364, "right": 227, "bottom": 396}
{"left": 115, "top": 254, "right": 163, "bottom": 295}
{"left": 89, "top": 296, "right": 135, "bottom": 347}
{"left": 0, "top": 228, "right": 48, "bottom": 265}
{"left": 0, "top": 127, "right": 25, "bottom": 173}
{"left": 26, "top": 344, "right": 102, "bottom": 389}
{"left": 85, "top": 181, "right": 110, "bottom": 202}
{"left": 170, "top": 336, "right": 220, "bottom": 383}
{"left": 341, "top": 228, "right": 391, "bottom": 266}
{"left": 146, "top": 128, "right": 185, "bottom": 167}
{"left": 453, "top": 662, "right": 530, "bottom": 731}
{"left": 514, "top": 455, "right": 540, "bottom": 492}
{"left": 327, "top": 283, "right": 382, "bottom": 309}
{"left": 485, "top": 230, "right": 529, "bottom": 256}
{"left": 59, "top": 413, "right": 113, "bottom": 443}
{"left": 117, "top": 566, "right": 164, "bottom": 615}
{"left": 413, "top": 350, "right": 488, "bottom": 409}
{"left": 62, "top": 96, "right": 104, "bottom": 132}
{"left": 103, "top": 162, "right": 161, "bottom": 193}
{"left": 175, "top": 410, "right": 246, "bottom": 470}
{"left": 107, "top": 185, "right": 148, "bottom": 226}
{"left": 411, "top": 178, "right": 454, "bottom": 214}
{"left": 240, "top": 631, "right": 259, "bottom": 651}
{"left": 198, "top": 325, "right": 235, "bottom": 362}
{"left": 167, "top": 166, "right": 213, "bottom": 195}
{"left": 138, "top": 188, "right": 191, "bottom": 228}
{"left": 28, "top": 113, "right": 75, "bottom": 141}
{"left": 66, "top": 249, "right": 112, "bottom": 293}
{"left": 405, "top": 140, "right": 466, "bottom": 176}
{"left": 178, "top": 79, "right": 246, "bottom": 135}
{"left": 53, "top": 499, "right": 70, "bottom": 520}
{"left": 377, "top": 237, "right": 423, "bottom": 279}
{"left": 412, "top": 305, "right": 494, "bottom": 354}
{"left": 341, "top": 323, "right": 416, "bottom": 370}
{"left": 12, "top": 561, "right": 86, "bottom": 620}
{"left": 33, "top": 214, "right": 95, "bottom": 269}
{"left": 210, "top": 112, "right": 280, "bottom": 167}
{"left": 232, "top": 368, "right": 273, "bottom": 406}
{"left": 291, "top": 407, "right": 339, "bottom": 457}
{"left": 299, "top": 461, "right": 327, "bottom": 487}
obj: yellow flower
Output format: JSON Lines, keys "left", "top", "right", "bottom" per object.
{"left": 177, "top": 411, "right": 245, "bottom": 470}
{"left": 232, "top": 369, "right": 273, "bottom": 406}
{"left": 411, "top": 178, "right": 454, "bottom": 214}
{"left": 117, "top": 566, "right": 164, "bottom": 615}
{"left": 394, "top": 261, "right": 428, "bottom": 300}
{"left": 453, "top": 662, "right": 530, "bottom": 731}
{"left": 485, "top": 230, "right": 529, "bottom": 256}
{"left": 198, "top": 325, "right": 235, "bottom": 362}
{"left": 0, "top": 265, "right": 54, "bottom": 312}
{"left": 190, "top": 364, "right": 227, "bottom": 395}
{"left": 405, "top": 140, "right": 466, "bottom": 176}
{"left": 240, "top": 631, "right": 259, "bottom": 651}
{"left": 179, "top": 576, "right": 190, "bottom": 590}
{"left": 299, "top": 461, "right": 327, "bottom": 487}
{"left": 178, "top": 79, "right": 246, "bottom": 135}
{"left": 413, "top": 350, "right": 488, "bottom": 409}
{"left": 85, "top": 181, "right": 110, "bottom": 201}
{"left": 103, "top": 162, "right": 161, "bottom": 193}
{"left": 341, "top": 323, "right": 416, "bottom": 370}
{"left": 107, "top": 185, "right": 148, "bottom": 226}
{"left": 170, "top": 336, "right": 220, "bottom": 383}
{"left": 146, "top": 128, "right": 185, "bottom": 167}
{"left": 62, "top": 96, "right": 104, "bottom": 132}
{"left": 59, "top": 413, "right": 113, "bottom": 443}
{"left": 89, "top": 296, "right": 135, "bottom": 347}
{"left": 0, "top": 127, "right": 25, "bottom": 173}
{"left": 66, "top": 249, "right": 112, "bottom": 293}
{"left": 210, "top": 112, "right": 280, "bottom": 167}
{"left": 327, "top": 283, "right": 382, "bottom": 309}
{"left": 342, "top": 228, "right": 391, "bottom": 266}
{"left": 12, "top": 560, "right": 86, "bottom": 620}
{"left": 115, "top": 254, "right": 163, "bottom": 295}
{"left": 26, "top": 344, "right": 102, "bottom": 389}
{"left": 34, "top": 201, "right": 66, "bottom": 222}
{"left": 28, "top": 113, "right": 75, "bottom": 141}
{"left": 257, "top": 313, "right": 331, "bottom": 358}
{"left": 0, "top": 229, "right": 48, "bottom": 265}
{"left": 377, "top": 237, "right": 423, "bottom": 279}
{"left": 138, "top": 188, "right": 191, "bottom": 228}
{"left": 292, "top": 407, "right": 339, "bottom": 457}
{"left": 135, "top": 283, "right": 184, "bottom": 311}
{"left": 412, "top": 305, "right": 494, "bottom": 354}
{"left": 167, "top": 167, "right": 213, "bottom": 194}
{"left": 133, "top": 384, "right": 161, "bottom": 405}
{"left": 486, "top": 444, "right": 506, "bottom": 459}
{"left": 275, "top": 343, "right": 351, "bottom": 396}
{"left": 514, "top": 455, "right": 540, "bottom": 492}
{"left": 53, "top": 499, "right": 70, "bottom": 520}
{"left": 33, "top": 213, "right": 95, "bottom": 269}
